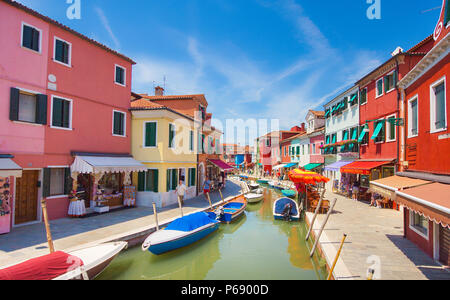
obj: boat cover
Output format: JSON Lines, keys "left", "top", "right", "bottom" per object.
{"left": 165, "top": 212, "right": 217, "bottom": 232}
{"left": 282, "top": 190, "right": 296, "bottom": 197}
{"left": 274, "top": 198, "right": 298, "bottom": 216}
{"left": 0, "top": 251, "right": 83, "bottom": 280}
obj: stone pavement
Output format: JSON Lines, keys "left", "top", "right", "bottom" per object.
{"left": 0, "top": 180, "right": 243, "bottom": 268}
{"left": 306, "top": 191, "right": 450, "bottom": 280}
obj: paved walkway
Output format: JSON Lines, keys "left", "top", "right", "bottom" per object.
{"left": 307, "top": 191, "right": 450, "bottom": 280}
{"left": 0, "top": 181, "right": 243, "bottom": 268}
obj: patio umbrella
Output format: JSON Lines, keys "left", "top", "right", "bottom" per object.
{"left": 288, "top": 169, "right": 330, "bottom": 185}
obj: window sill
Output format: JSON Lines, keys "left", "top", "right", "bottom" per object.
{"left": 21, "top": 45, "right": 41, "bottom": 55}
{"left": 407, "top": 134, "right": 419, "bottom": 139}
{"left": 430, "top": 127, "right": 448, "bottom": 134}
{"left": 13, "top": 121, "right": 43, "bottom": 127}
{"left": 385, "top": 139, "right": 396, "bottom": 143}
{"left": 51, "top": 126, "right": 73, "bottom": 131}
{"left": 375, "top": 94, "right": 384, "bottom": 99}
{"left": 53, "top": 59, "right": 72, "bottom": 68}
{"left": 113, "top": 134, "right": 127, "bottom": 138}
{"left": 114, "top": 82, "right": 126, "bottom": 87}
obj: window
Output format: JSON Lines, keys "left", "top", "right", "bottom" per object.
{"left": 10, "top": 88, "right": 47, "bottom": 125}
{"left": 386, "top": 115, "right": 396, "bottom": 142}
{"left": 189, "top": 131, "right": 194, "bottom": 151}
{"left": 410, "top": 211, "right": 429, "bottom": 238}
{"left": 372, "top": 120, "right": 386, "bottom": 143}
{"left": 350, "top": 93, "right": 359, "bottom": 106}
{"left": 359, "top": 124, "right": 369, "bottom": 145}
{"left": 384, "top": 71, "right": 397, "bottom": 93}
{"left": 350, "top": 127, "right": 359, "bottom": 141}
{"left": 360, "top": 88, "right": 367, "bottom": 105}
{"left": 51, "top": 96, "right": 72, "bottom": 129}
{"left": 376, "top": 78, "right": 384, "bottom": 97}
{"left": 430, "top": 78, "right": 447, "bottom": 133}
{"left": 113, "top": 111, "right": 126, "bottom": 137}
{"left": 188, "top": 168, "right": 196, "bottom": 187}
{"left": 22, "top": 23, "right": 41, "bottom": 52}
{"left": 331, "top": 133, "right": 337, "bottom": 144}
{"left": 138, "top": 170, "right": 159, "bottom": 192}
{"left": 144, "top": 122, "right": 157, "bottom": 147}
{"left": 169, "top": 124, "right": 176, "bottom": 149}
{"left": 311, "top": 143, "right": 315, "bottom": 154}
{"left": 167, "top": 169, "right": 178, "bottom": 191}
{"left": 408, "top": 97, "right": 419, "bottom": 137}
{"left": 445, "top": 0, "right": 450, "bottom": 26}
{"left": 115, "top": 65, "right": 126, "bottom": 86}
{"left": 54, "top": 37, "right": 71, "bottom": 66}
{"left": 296, "top": 146, "right": 300, "bottom": 156}
{"left": 49, "top": 168, "right": 65, "bottom": 196}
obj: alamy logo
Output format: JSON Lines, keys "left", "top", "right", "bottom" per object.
{"left": 66, "top": 0, "right": 81, "bottom": 20}
{"left": 366, "top": 0, "right": 381, "bottom": 20}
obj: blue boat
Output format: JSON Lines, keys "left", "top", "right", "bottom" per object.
{"left": 256, "top": 179, "right": 269, "bottom": 184}
{"left": 281, "top": 189, "right": 297, "bottom": 198}
{"left": 208, "top": 195, "right": 247, "bottom": 224}
{"left": 273, "top": 197, "right": 300, "bottom": 221}
{"left": 141, "top": 212, "right": 220, "bottom": 255}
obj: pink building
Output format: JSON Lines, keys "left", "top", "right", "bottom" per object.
{"left": 0, "top": 0, "right": 142, "bottom": 231}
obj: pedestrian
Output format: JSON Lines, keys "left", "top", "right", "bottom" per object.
{"left": 370, "top": 192, "right": 382, "bottom": 208}
{"left": 352, "top": 180, "right": 360, "bottom": 201}
{"left": 218, "top": 173, "right": 224, "bottom": 189}
{"left": 203, "top": 178, "right": 211, "bottom": 201}
{"left": 175, "top": 178, "right": 187, "bottom": 206}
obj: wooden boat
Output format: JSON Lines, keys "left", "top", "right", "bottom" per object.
{"left": 282, "top": 189, "right": 297, "bottom": 198}
{"left": 256, "top": 179, "right": 269, "bottom": 184}
{"left": 245, "top": 192, "right": 264, "bottom": 204}
{"left": 0, "top": 242, "right": 127, "bottom": 280}
{"left": 142, "top": 212, "right": 220, "bottom": 255}
{"left": 210, "top": 195, "right": 247, "bottom": 224}
{"left": 273, "top": 197, "right": 301, "bottom": 221}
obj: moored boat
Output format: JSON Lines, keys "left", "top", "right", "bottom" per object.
{"left": 273, "top": 197, "right": 300, "bottom": 221}
{"left": 248, "top": 182, "right": 260, "bottom": 191}
{"left": 0, "top": 242, "right": 128, "bottom": 280}
{"left": 256, "top": 179, "right": 269, "bottom": 184}
{"left": 142, "top": 212, "right": 220, "bottom": 255}
{"left": 245, "top": 192, "right": 264, "bottom": 204}
{"left": 211, "top": 195, "right": 247, "bottom": 224}
{"left": 281, "top": 189, "right": 297, "bottom": 198}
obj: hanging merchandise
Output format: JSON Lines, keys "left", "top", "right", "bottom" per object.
{"left": 0, "top": 177, "right": 11, "bottom": 217}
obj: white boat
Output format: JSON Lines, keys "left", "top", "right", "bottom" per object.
{"left": 245, "top": 193, "right": 264, "bottom": 203}
{"left": 273, "top": 197, "right": 301, "bottom": 221}
{"left": 248, "top": 182, "right": 260, "bottom": 191}
{"left": 0, "top": 242, "right": 128, "bottom": 280}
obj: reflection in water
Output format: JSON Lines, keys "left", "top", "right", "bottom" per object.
{"left": 97, "top": 187, "right": 327, "bottom": 280}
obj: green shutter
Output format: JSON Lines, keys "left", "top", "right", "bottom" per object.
{"left": 358, "top": 125, "right": 368, "bottom": 143}
{"left": 189, "top": 131, "right": 194, "bottom": 151}
{"left": 52, "top": 98, "right": 62, "bottom": 127}
{"left": 145, "top": 122, "right": 156, "bottom": 147}
{"left": 64, "top": 168, "right": 72, "bottom": 195}
{"left": 166, "top": 169, "right": 170, "bottom": 192}
{"left": 153, "top": 170, "right": 159, "bottom": 192}
{"left": 377, "top": 79, "right": 383, "bottom": 96}
{"left": 36, "top": 94, "right": 48, "bottom": 125}
{"left": 169, "top": 124, "right": 174, "bottom": 148}
{"left": 371, "top": 121, "right": 384, "bottom": 140}
{"left": 138, "top": 172, "right": 145, "bottom": 192}
{"left": 42, "top": 168, "right": 51, "bottom": 198}
{"left": 9, "top": 88, "right": 20, "bottom": 121}
{"left": 62, "top": 100, "right": 70, "bottom": 128}
{"left": 343, "top": 130, "right": 348, "bottom": 141}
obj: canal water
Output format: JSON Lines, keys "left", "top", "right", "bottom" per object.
{"left": 97, "top": 186, "right": 328, "bottom": 280}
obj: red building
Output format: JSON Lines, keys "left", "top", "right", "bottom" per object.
{"left": 393, "top": 0, "right": 450, "bottom": 266}
{"left": 342, "top": 37, "right": 434, "bottom": 194}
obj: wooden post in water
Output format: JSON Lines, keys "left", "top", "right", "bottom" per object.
{"left": 306, "top": 188, "right": 326, "bottom": 241}
{"left": 41, "top": 199, "right": 55, "bottom": 253}
{"left": 309, "top": 198, "right": 337, "bottom": 258}
{"left": 207, "top": 193, "right": 213, "bottom": 208}
{"left": 152, "top": 202, "right": 159, "bottom": 231}
{"left": 327, "top": 233, "right": 347, "bottom": 280}
{"left": 219, "top": 189, "right": 225, "bottom": 203}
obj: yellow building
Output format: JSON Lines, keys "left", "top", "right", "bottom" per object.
{"left": 130, "top": 99, "right": 200, "bottom": 208}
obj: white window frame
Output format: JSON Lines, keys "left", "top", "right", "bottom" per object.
{"left": 167, "top": 168, "right": 178, "bottom": 191}
{"left": 50, "top": 95, "right": 73, "bottom": 131}
{"left": 47, "top": 166, "right": 68, "bottom": 199}
{"left": 384, "top": 70, "right": 396, "bottom": 95}
{"left": 385, "top": 114, "right": 397, "bottom": 143}
{"left": 112, "top": 110, "right": 126, "bottom": 137}
{"left": 409, "top": 210, "right": 429, "bottom": 240}
{"left": 375, "top": 78, "right": 384, "bottom": 99}
{"left": 53, "top": 36, "right": 72, "bottom": 67}
{"left": 374, "top": 118, "right": 386, "bottom": 145}
{"left": 360, "top": 87, "right": 368, "bottom": 106}
{"left": 408, "top": 95, "right": 419, "bottom": 138}
{"left": 143, "top": 121, "right": 158, "bottom": 148}
{"left": 14, "top": 87, "right": 42, "bottom": 126}
{"left": 114, "top": 64, "right": 126, "bottom": 87}
{"left": 21, "top": 22, "right": 42, "bottom": 54}
{"left": 430, "top": 76, "right": 447, "bottom": 134}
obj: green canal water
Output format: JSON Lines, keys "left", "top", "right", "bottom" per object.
{"left": 97, "top": 187, "right": 327, "bottom": 280}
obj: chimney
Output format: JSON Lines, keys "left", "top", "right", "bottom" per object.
{"left": 155, "top": 86, "right": 164, "bottom": 96}
{"left": 391, "top": 46, "right": 403, "bottom": 56}
{"left": 301, "top": 123, "right": 306, "bottom": 132}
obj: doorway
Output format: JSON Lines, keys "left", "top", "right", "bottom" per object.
{"left": 14, "top": 170, "right": 39, "bottom": 225}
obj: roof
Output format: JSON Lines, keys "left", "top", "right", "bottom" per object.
{"left": 2, "top": 0, "right": 135, "bottom": 64}
{"left": 130, "top": 98, "right": 195, "bottom": 121}
{"left": 309, "top": 110, "right": 325, "bottom": 118}
{"left": 137, "top": 94, "right": 208, "bottom": 107}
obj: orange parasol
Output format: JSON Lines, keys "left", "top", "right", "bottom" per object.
{"left": 288, "top": 169, "right": 330, "bottom": 185}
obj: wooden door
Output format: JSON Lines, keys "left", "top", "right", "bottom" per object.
{"left": 439, "top": 226, "right": 450, "bottom": 266}
{"left": 15, "top": 170, "right": 39, "bottom": 225}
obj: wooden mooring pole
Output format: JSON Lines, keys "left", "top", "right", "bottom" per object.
{"left": 207, "top": 193, "right": 213, "bottom": 208}
{"left": 219, "top": 189, "right": 225, "bottom": 203}
{"left": 327, "top": 233, "right": 347, "bottom": 280}
{"left": 309, "top": 198, "right": 337, "bottom": 258}
{"left": 41, "top": 199, "right": 55, "bottom": 253}
{"left": 306, "top": 188, "right": 326, "bottom": 241}
{"left": 152, "top": 202, "right": 159, "bottom": 231}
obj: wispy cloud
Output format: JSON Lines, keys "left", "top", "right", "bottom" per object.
{"left": 94, "top": 7, "right": 121, "bottom": 51}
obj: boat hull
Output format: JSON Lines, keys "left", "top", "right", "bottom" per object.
{"left": 273, "top": 198, "right": 301, "bottom": 221}
{"left": 148, "top": 223, "right": 219, "bottom": 255}
{"left": 245, "top": 194, "right": 264, "bottom": 203}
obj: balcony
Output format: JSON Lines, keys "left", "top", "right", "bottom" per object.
{"left": 321, "top": 141, "right": 359, "bottom": 157}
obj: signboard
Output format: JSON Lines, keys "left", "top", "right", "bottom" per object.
{"left": 0, "top": 177, "right": 12, "bottom": 234}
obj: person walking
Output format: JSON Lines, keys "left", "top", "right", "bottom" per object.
{"left": 175, "top": 178, "right": 187, "bottom": 206}
{"left": 203, "top": 178, "right": 212, "bottom": 201}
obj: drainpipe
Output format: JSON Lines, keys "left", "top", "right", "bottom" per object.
{"left": 399, "top": 86, "right": 406, "bottom": 173}
{"left": 394, "top": 57, "right": 403, "bottom": 173}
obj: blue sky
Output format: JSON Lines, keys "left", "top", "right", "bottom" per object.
{"left": 18, "top": 0, "right": 443, "bottom": 144}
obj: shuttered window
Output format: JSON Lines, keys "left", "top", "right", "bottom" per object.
{"left": 10, "top": 88, "right": 47, "bottom": 125}
{"left": 386, "top": 116, "right": 396, "bottom": 142}
{"left": 376, "top": 79, "right": 383, "bottom": 97}
{"left": 52, "top": 97, "right": 71, "bottom": 129}
{"left": 433, "top": 82, "right": 446, "bottom": 131}
{"left": 166, "top": 169, "right": 178, "bottom": 191}
{"left": 409, "top": 98, "right": 418, "bottom": 136}
{"left": 115, "top": 65, "right": 125, "bottom": 85}
{"left": 22, "top": 24, "right": 40, "bottom": 52}
{"left": 169, "top": 124, "right": 176, "bottom": 148}
{"left": 137, "top": 170, "right": 159, "bottom": 193}
{"left": 188, "top": 168, "right": 196, "bottom": 187}
{"left": 189, "top": 131, "right": 194, "bottom": 151}
{"left": 113, "top": 111, "right": 125, "bottom": 136}
{"left": 384, "top": 71, "right": 397, "bottom": 93}
{"left": 360, "top": 88, "right": 367, "bottom": 105}
{"left": 43, "top": 168, "right": 71, "bottom": 197}
{"left": 144, "top": 122, "right": 157, "bottom": 147}
{"left": 54, "top": 38, "right": 71, "bottom": 65}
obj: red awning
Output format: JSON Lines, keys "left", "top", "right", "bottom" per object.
{"left": 208, "top": 159, "right": 235, "bottom": 172}
{"left": 341, "top": 160, "right": 392, "bottom": 175}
